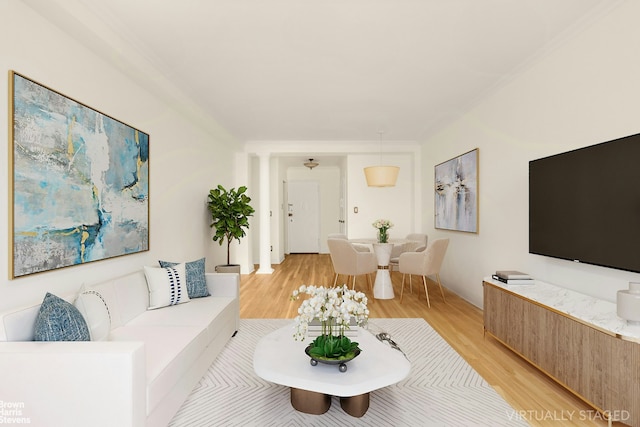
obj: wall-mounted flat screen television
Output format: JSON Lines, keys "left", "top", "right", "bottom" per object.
{"left": 529, "top": 133, "right": 640, "bottom": 274}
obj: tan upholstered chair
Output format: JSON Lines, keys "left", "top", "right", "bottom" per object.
{"left": 327, "top": 233, "right": 347, "bottom": 239}
{"left": 398, "top": 238, "right": 449, "bottom": 307}
{"left": 406, "top": 233, "right": 428, "bottom": 247}
{"left": 327, "top": 238, "right": 377, "bottom": 291}
{"left": 389, "top": 233, "right": 428, "bottom": 272}
{"left": 389, "top": 244, "right": 425, "bottom": 275}
{"left": 329, "top": 234, "right": 371, "bottom": 252}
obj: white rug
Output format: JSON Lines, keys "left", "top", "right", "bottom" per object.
{"left": 169, "top": 318, "right": 527, "bottom": 427}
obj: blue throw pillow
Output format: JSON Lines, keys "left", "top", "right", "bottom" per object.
{"left": 159, "top": 257, "right": 209, "bottom": 298}
{"left": 34, "top": 293, "right": 90, "bottom": 341}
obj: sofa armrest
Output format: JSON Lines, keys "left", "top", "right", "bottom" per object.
{"left": 205, "top": 272, "right": 240, "bottom": 299}
{"left": 0, "top": 341, "right": 146, "bottom": 427}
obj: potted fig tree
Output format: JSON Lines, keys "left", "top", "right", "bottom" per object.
{"left": 207, "top": 184, "right": 255, "bottom": 274}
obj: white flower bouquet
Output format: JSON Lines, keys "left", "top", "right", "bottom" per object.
{"left": 290, "top": 284, "right": 369, "bottom": 360}
{"left": 372, "top": 219, "right": 394, "bottom": 243}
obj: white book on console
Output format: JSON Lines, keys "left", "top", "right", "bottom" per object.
{"left": 495, "top": 270, "right": 531, "bottom": 280}
{"left": 491, "top": 275, "right": 535, "bottom": 285}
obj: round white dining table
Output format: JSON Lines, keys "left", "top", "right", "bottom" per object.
{"left": 372, "top": 243, "right": 394, "bottom": 299}
{"left": 349, "top": 238, "right": 411, "bottom": 299}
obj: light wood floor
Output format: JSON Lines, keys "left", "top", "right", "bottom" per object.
{"left": 240, "top": 254, "right": 621, "bottom": 427}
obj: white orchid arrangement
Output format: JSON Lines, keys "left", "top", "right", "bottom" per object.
{"left": 290, "top": 284, "right": 369, "bottom": 360}
{"left": 372, "top": 219, "right": 394, "bottom": 243}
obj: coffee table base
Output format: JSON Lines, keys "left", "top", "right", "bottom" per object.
{"left": 290, "top": 388, "right": 331, "bottom": 415}
{"left": 290, "top": 388, "right": 370, "bottom": 417}
{"left": 340, "top": 393, "right": 370, "bottom": 417}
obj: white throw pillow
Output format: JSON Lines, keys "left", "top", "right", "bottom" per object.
{"left": 144, "top": 263, "right": 191, "bottom": 310}
{"left": 74, "top": 285, "right": 111, "bottom": 341}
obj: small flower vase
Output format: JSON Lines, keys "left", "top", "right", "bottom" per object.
{"left": 378, "top": 228, "right": 389, "bottom": 243}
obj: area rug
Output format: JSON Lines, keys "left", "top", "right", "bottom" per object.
{"left": 169, "top": 318, "right": 527, "bottom": 427}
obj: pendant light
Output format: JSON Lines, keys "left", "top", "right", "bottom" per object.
{"left": 364, "top": 131, "right": 399, "bottom": 187}
{"left": 304, "top": 158, "right": 319, "bottom": 170}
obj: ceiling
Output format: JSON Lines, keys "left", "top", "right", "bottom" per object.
{"left": 25, "top": 0, "right": 617, "bottom": 145}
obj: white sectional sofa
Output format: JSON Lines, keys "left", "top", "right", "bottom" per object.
{"left": 0, "top": 270, "right": 240, "bottom": 427}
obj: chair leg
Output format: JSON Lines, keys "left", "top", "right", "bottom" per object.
{"left": 422, "top": 276, "right": 431, "bottom": 308}
{"left": 409, "top": 275, "right": 413, "bottom": 294}
{"left": 351, "top": 275, "right": 356, "bottom": 290}
{"left": 436, "top": 273, "right": 446, "bottom": 303}
{"left": 333, "top": 273, "right": 339, "bottom": 286}
{"left": 400, "top": 274, "right": 406, "bottom": 302}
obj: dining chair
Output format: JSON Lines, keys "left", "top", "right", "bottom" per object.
{"left": 327, "top": 238, "right": 377, "bottom": 292}
{"left": 406, "top": 233, "right": 428, "bottom": 247}
{"left": 389, "top": 233, "right": 428, "bottom": 273}
{"left": 328, "top": 233, "right": 371, "bottom": 252}
{"left": 398, "top": 238, "right": 449, "bottom": 307}
{"left": 327, "top": 233, "right": 347, "bottom": 239}
{"left": 389, "top": 244, "right": 425, "bottom": 276}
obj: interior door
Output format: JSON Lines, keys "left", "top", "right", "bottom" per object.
{"left": 288, "top": 180, "right": 320, "bottom": 253}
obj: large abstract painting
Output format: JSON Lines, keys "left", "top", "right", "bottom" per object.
{"left": 9, "top": 71, "right": 149, "bottom": 278}
{"left": 434, "top": 148, "right": 478, "bottom": 233}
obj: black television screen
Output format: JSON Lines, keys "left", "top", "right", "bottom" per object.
{"left": 529, "top": 133, "right": 640, "bottom": 274}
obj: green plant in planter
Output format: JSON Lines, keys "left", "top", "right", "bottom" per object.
{"left": 308, "top": 334, "right": 360, "bottom": 360}
{"left": 207, "top": 185, "right": 255, "bottom": 265}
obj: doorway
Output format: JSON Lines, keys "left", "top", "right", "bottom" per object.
{"left": 287, "top": 180, "right": 320, "bottom": 253}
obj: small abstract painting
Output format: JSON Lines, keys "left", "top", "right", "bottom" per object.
{"left": 434, "top": 149, "right": 478, "bottom": 233}
{"left": 9, "top": 71, "right": 149, "bottom": 278}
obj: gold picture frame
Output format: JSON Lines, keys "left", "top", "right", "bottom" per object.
{"left": 9, "top": 71, "right": 150, "bottom": 278}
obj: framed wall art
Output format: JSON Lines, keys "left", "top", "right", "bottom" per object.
{"left": 434, "top": 148, "right": 478, "bottom": 233}
{"left": 9, "top": 71, "right": 149, "bottom": 278}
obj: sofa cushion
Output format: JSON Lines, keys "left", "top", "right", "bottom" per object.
{"left": 34, "top": 293, "right": 90, "bottom": 341}
{"left": 112, "top": 271, "right": 150, "bottom": 326}
{"left": 75, "top": 285, "right": 111, "bottom": 341}
{"left": 0, "top": 304, "right": 40, "bottom": 341}
{"left": 126, "top": 296, "right": 236, "bottom": 343}
{"left": 158, "top": 258, "right": 209, "bottom": 298}
{"left": 109, "top": 324, "right": 208, "bottom": 415}
{"left": 144, "top": 264, "right": 190, "bottom": 310}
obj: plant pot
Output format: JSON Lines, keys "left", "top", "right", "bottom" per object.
{"left": 305, "top": 345, "right": 361, "bottom": 372}
{"left": 215, "top": 264, "right": 241, "bottom": 274}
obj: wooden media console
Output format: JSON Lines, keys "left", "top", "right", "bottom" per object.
{"left": 483, "top": 278, "right": 639, "bottom": 426}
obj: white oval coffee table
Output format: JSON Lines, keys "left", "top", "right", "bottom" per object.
{"left": 253, "top": 323, "right": 411, "bottom": 417}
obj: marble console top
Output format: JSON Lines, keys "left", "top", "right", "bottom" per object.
{"left": 483, "top": 277, "right": 640, "bottom": 342}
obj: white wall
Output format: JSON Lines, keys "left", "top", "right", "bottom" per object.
{"left": 422, "top": 1, "right": 640, "bottom": 307}
{"left": 347, "top": 153, "right": 415, "bottom": 240}
{"left": 0, "top": 2, "right": 236, "bottom": 312}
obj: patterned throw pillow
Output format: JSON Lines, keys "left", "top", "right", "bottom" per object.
{"left": 144, "top": 263, "right": 191, "bottom": 310}
{"left": 34, "top": 293, "right": 90, "bottom": 341}
{"left": 158, "top": 258, "right": 209, "bottom": 298}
